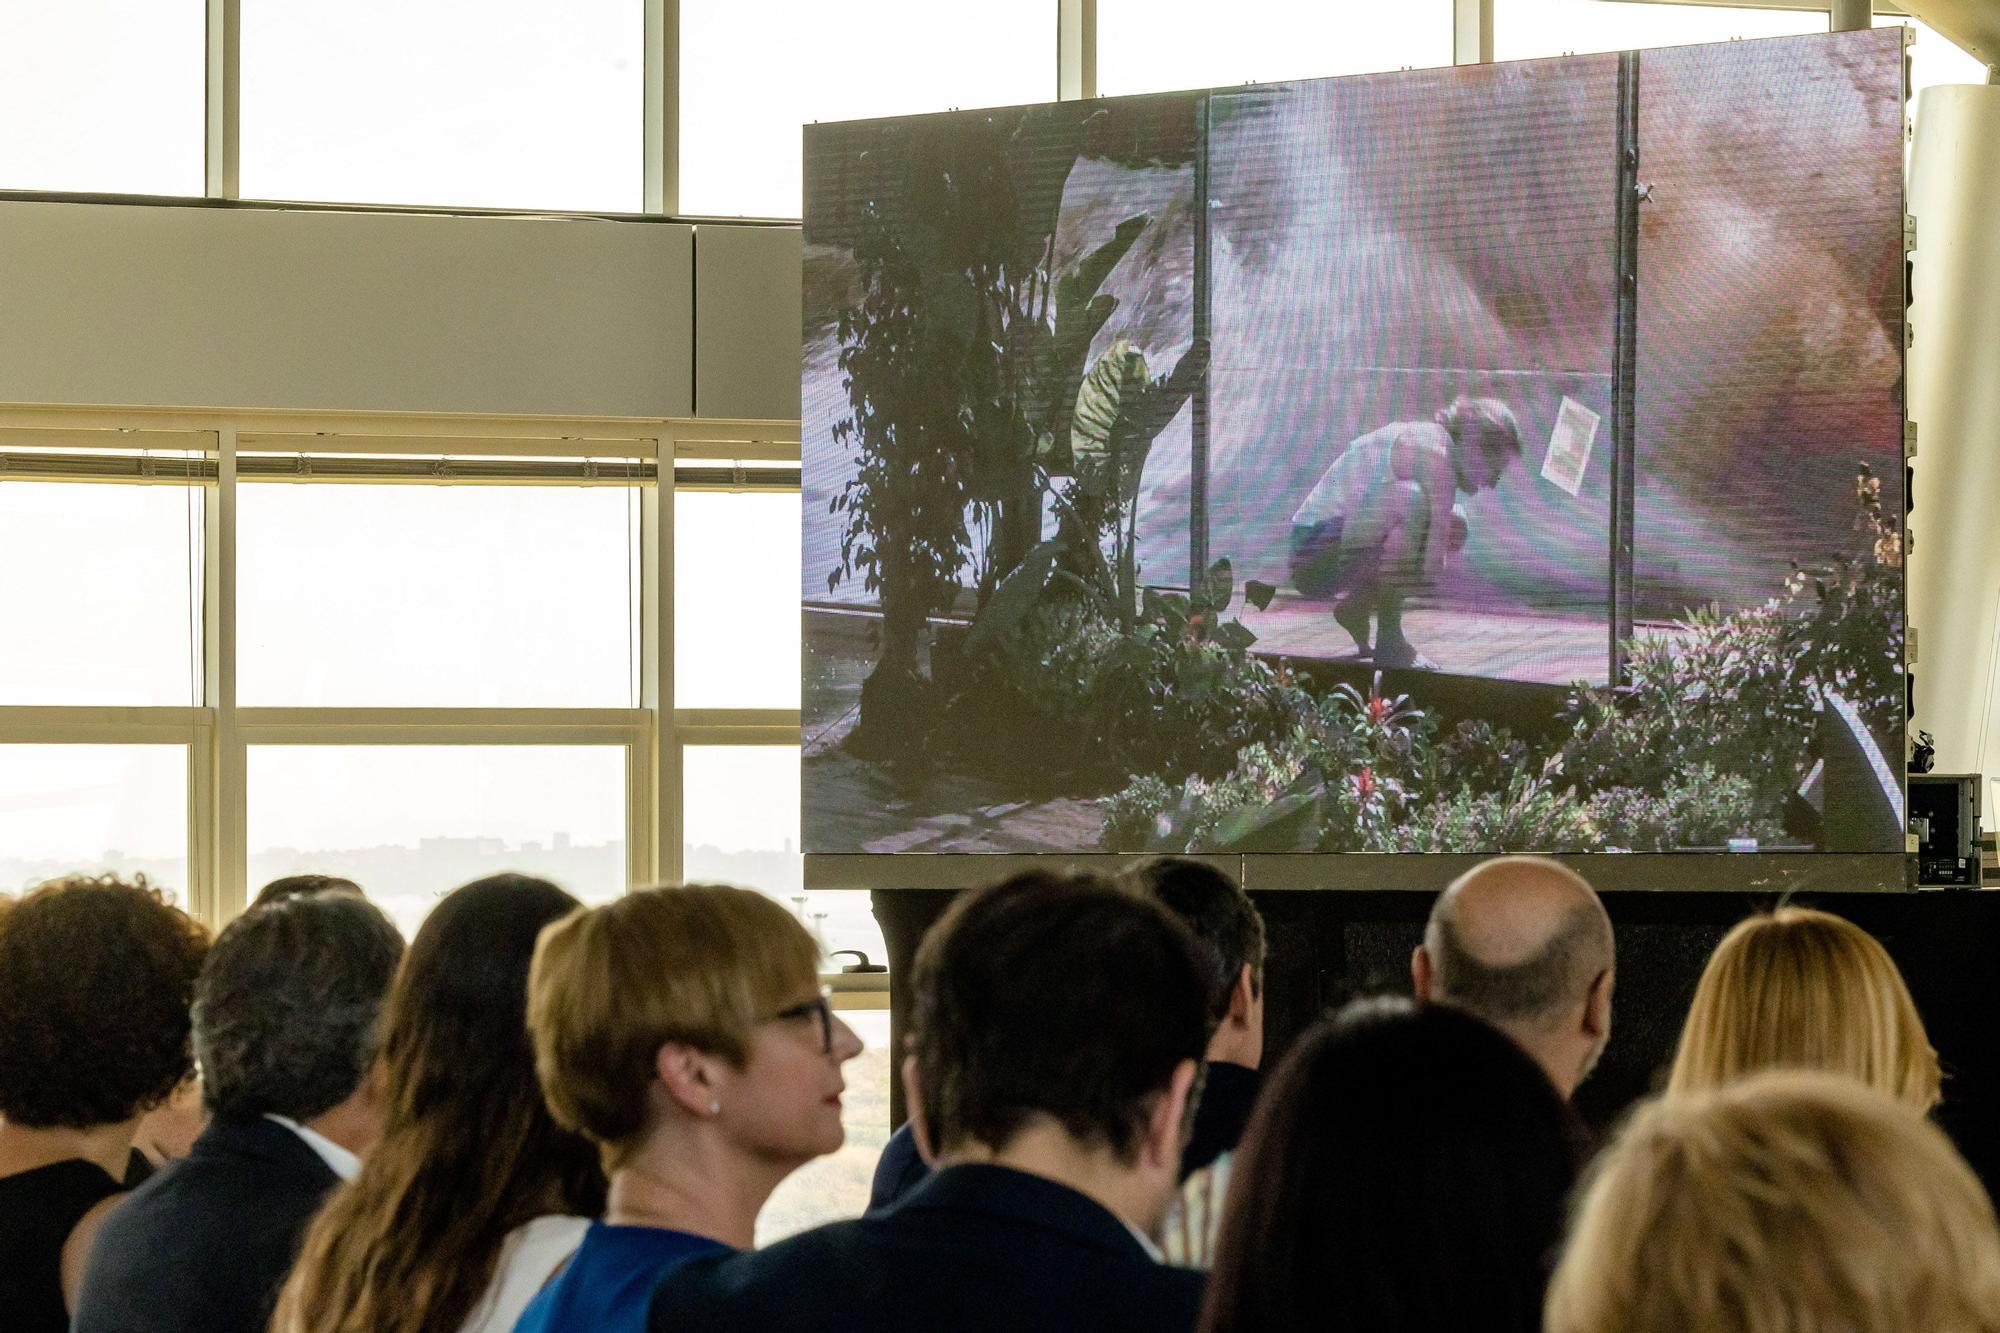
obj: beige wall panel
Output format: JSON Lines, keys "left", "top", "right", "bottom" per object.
{"left": 693, "top": 223, "right": 801, "bottom": 421}
{"left": 1907, "top": 86, "right": 2000, "bottom": 778}
{"left": 0, "top": 201, "right": 693, "bottom": 418}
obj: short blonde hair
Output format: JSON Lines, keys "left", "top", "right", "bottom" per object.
{"left": 1667, "top": 906, "right": 1940, "bottom": 1111}
{"left": 526, "top": 883, "right": 820, "bottom": 1167}
{"left": 1547, "top": 1071, "right": 2000, "bottom": 1333}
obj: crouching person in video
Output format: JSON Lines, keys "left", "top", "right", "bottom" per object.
{"left": 1288, "top": 395, "right": 1521, "bottom": 670}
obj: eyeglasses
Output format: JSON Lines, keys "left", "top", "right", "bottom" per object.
{"left": 768, "top": 986, "right": 835, "bottom": 1054}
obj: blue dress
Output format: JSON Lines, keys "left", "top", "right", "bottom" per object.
{"left": 511, "top": 1219, "right": 728, "bottom": 1333}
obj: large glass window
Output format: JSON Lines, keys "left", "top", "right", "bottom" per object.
{"left": 682, "top": 743, "right": 882, "bottom": 964}
{"left": 675, "top": 491, "right": 802, "bottom": 708}
{"left": 247, "top": 744, "right": 627, "bottom": 941}
{"left": 0, "top": 745, "right": 189, "bottom": 901}
{"left": 678, "top": 0, "right": 1053, "bottom": 219}
{"left": 1098, "top": 0, "right": 1455, "bottom": 95}
{"left": 237, "top": 482, "right": 639, "bottom": 708}
{"left": 239, "top": 0, "right": 644, "bottom": 210}
{"left": 0, "top": 478, "right": 201, "bottom": 706}
{"left": 0, "top": 1, "right": 205, "bottom": 195}
{"left": 1495, "top": 0, "right": 1826, "bottom": 63}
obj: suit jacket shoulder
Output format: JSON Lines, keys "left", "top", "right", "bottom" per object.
{"left": 649, "top": 1165, "right": 1204, "bottom": 1333}
{"left": 73, "top": 1116, "right": 340, "bottom": 1333}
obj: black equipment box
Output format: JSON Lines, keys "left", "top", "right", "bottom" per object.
{"left": 1910, "top": 773, "right": 1982, "bottom": 887}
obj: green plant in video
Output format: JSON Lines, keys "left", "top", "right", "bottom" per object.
{"left": 1089, "top": 465, "right": 1895, "bottom": 854}
{"left": 826, "top": 199, "right": 980, "bottom": 758}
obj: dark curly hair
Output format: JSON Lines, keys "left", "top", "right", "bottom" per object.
{"left": 0, "top": 874, "right": 210, "bottom": 1128}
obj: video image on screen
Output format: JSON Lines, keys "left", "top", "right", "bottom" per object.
{"left": 803, "top": 29, "right": 1907, "bottom": 857}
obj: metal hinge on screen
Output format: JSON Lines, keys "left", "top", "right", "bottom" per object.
{"left": 1905, "top": 215, "right": 1918, "bottom": 253}
{"left": 1906, "top": 421, "right": 1919, "bottom": 459}
{"left": 732, "top": 461, "right": 747, "bottom": 488}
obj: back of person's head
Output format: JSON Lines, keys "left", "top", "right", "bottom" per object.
{"left": 195, "top": 893, "right": 403, "bottom": 1123}
{"left": 1120, "top": 857, "right": 1265, "bottom": 1025}
{"left": 909, "top": 870, "right": 1210, "bottom": 1164}
{"left": 1417, "top": 856, "right": 1613, "bottom": 1094}
{"left": 1201, "top": 997, "right": 1582, "bottom": 1333}
{"left": 0, "top": 874, "right": 209, "bottom": 1129}
{"left": 1668, "top": 905, "right": 1940, "bottom": 1110}
{"left": 274, "top": 873, "right": 604, "bottom": 1333}
{"left": 1437, "top": 394, "right": 1522, "bottom": 465}
{"left": 250, "top": 873, "right": 363, "bottom": 909}
{"left": 527, "top": 882, "right": 827, "bottom": 1170}
{"left": 1547, "top": 1070, "right": 2000, "bottom": 1333}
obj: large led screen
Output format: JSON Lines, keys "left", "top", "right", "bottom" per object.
{"left": 803, "top": 29, "right": 1906, "bottom": 856}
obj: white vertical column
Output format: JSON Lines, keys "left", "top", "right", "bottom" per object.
{"left": 1908, "top": 87, "right": 2000, "bottom": 779}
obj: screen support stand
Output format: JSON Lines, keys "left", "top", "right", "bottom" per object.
{"left": 1610, "top": 51, "right": 1641, "bottom": 686}
{"left": 1190, "top": 93, "right": 1213, "bottom": 587}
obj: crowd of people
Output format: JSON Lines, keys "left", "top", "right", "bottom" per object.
{"left": 0, "top": 855, "right": 1993, "bottom": 1332}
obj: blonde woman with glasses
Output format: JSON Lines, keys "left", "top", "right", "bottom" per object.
{"left": 1547, "top": 1071, "right": 2000, "bottom": 1333}
{"left": 514, "top": 883, "right": 862, "bottom": 1333}
{"left": 1667, "top": 904, "right": 1941, "bottom": 1111}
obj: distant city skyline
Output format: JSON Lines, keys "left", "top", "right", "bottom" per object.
{"left": 0, "top": 833, "right": 874, "bottom": 954}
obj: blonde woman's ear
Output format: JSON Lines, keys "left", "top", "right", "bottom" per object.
{"left": 653, "top": 1042, "right": 723, "bottom": 1119}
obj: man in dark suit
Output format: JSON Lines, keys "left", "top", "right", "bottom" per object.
{"left": 650, "top": 870, "right": 1213, "bottom": 1332}
{"left": 868, "top": 856, "right": 1267, "bottom": 1210}
{"left": 73, "top": 890, "right": 404, "bottom": 1333}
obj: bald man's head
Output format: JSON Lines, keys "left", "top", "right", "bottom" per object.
{"left": 1416, "top": 857, "right": 1615, "bottom": 1095}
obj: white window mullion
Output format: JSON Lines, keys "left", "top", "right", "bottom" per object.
{"left": 652, "top": 477, "right": 682, "bottom": 884}
{"left": 1058, "top": 0, "right": 1098, "bottom": 100}
{"left": 182, "top": 429, "right": 225, "bottom": 926}
{"left": 212, "top": 427, "right": 247, "bottom": 921}
{"left": 205, "top": 0, "right": 241, "bottom": 198}
{"left": 645, "top": 0, "right": 679, "bottom": 215}
{"left": 1456, "top": 0, "right": 1494, "bottom": 64}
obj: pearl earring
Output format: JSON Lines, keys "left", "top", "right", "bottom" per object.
{"left": 708, "top": 1101, "right": 721, "bottom": 1116}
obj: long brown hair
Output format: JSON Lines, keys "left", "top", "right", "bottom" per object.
{"left": 273, "top": 875, "right": 606, "bottom": 1333}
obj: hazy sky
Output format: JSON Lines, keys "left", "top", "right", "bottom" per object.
{"left": 2, "top": 482, "right": 799, "bottom": 886}
{"left": 1, "top": 3, "right": 1981, "bottom": 212}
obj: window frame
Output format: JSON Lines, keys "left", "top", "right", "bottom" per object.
{"left": 0, "top": 406, "right": 802, "bottom": 930}
{"left": 12, "top": 3, "right": 1978, "bottom": 217}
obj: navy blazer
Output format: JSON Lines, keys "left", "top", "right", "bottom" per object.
{"left": 867, "top": 1061, "right": 1263, "bottom": 1214}
{"left": 649, "top": 1163, "right": 1205, "bottom": 1333}
{"left": 72, "top": 1114, "right": 341, "bottom": 1333}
